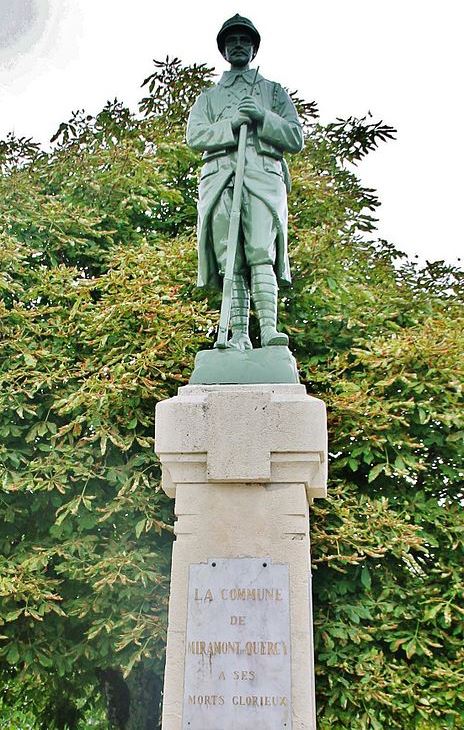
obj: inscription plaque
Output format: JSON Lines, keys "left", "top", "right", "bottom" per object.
{"left": 183, "top": 557, "right": 292, "bottom": 729}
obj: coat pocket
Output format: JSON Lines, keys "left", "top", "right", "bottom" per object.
{"left": 263, "top": 158, "right": 291, "bottom": 193}
{"left": 263, "top": 158, "right": 284, "bottom": 177}
{"left": 200, "top": 159, "right": 219, "bottom": 179}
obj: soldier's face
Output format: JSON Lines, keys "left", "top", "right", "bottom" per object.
{"left": 224, "top": 32, "right": 254, "bottom": 68}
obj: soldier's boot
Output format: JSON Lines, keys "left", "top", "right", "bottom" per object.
{"left": 227, "top": 272, "right": 253, "bottom": 351}
{"left": 251, "top": 264, "right": 289, "bottom": 347}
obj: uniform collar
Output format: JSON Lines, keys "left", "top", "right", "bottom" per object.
{"left": 218, "top": 69, "right": 263, "bottom": 87}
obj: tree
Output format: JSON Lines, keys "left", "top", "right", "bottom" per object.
{"left": 0, "top": 58, "right": 462, "bottom": 729}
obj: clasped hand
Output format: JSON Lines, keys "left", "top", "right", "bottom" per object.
{"left": 231, "top": 96, "right": 265, "bottom": 129}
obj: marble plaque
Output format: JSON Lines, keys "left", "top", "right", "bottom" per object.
{"left": 183, "top": 557, "right": 292, "bottom": 729}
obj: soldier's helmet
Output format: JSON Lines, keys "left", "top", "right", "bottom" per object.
{"left": 217, "top": 14, "right": 261, "bottom": 59}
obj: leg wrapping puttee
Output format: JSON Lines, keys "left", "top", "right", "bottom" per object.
{"left": 227, "top": 273, "right": 252, "bottom": 351}
{"left": 251, "top": 264, "right": 289, "bottom": 347}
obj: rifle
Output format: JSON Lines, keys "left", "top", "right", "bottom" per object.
{"left": 215, "top": 67, "right": 260, "bottom": 349}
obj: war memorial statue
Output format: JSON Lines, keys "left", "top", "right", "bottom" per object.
{"left": 187, "top": 14, "right": 303, "bottom": 382}
{"left": 155, "top": 18, "right": 327, "bottom": 729}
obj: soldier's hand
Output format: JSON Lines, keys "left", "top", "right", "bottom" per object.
{"left": 230, "top": 112, "right": 251, "bottom": 130}
{"left": 238, "top": 96, "right": 265, "bottom": 123}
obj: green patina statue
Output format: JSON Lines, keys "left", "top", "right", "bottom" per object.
{"left": 187, "top": 14, "right": 303, "bottom": 350}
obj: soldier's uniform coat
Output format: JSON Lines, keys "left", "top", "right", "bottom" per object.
{"left": 186, "top": 70, "right": 303, "bottom": 289}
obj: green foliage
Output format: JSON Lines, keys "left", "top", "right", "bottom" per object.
{"left": 0, "top": 58, "right": 462, "bottom": 728}
{"left": 0, "top": 698, "right": 38, "bottom": 730}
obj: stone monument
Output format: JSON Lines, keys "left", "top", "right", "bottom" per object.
{"left": 155, "top": 15, "right": 327, "bottom": 730}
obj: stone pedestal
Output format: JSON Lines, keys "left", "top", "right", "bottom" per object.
{"left": 155, "top": 384, "right": 327, "bottom": 730}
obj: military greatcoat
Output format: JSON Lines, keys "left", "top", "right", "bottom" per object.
{"left": 186, "top": 70, "right": 304, "bottom": 289}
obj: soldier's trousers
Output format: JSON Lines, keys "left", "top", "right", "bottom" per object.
{"left": 211, "top": 183, "right": 277, "bottom": 276}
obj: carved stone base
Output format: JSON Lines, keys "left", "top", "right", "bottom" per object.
{"left": 155, "top": 384, "right": 327, "bottom": 730}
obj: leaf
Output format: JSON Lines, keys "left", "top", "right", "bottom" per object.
{"left": 6, "top": 644, "right": 20, "bottom": 665}
{"left": 135, "top": 519, "right": 146, "bottom": 538}
{"left": 4, "top": 609, "right": 23, "bottom": 622}
{"left": 405, "top": 638, "right": 417, "bottom": 659}
{"left": 100, "top": 434, "right": 108, "bottom": 456}
{"left": 328, "top": 626, "right": 347, "bottom": 639}
{"left": 360, "top": 566, "right": 371, "bottom": 590}
{"left": 394, "top": 454, "right": 406, "bottom": 471}
{"left": 390, "top": 637, "right": 408, "bottom": 652}
{"left": 418, "top": 407, "right": 428, "bottom": 424}
{"left": 424, "top": 603, "right": 442, "bottom": 621}
{"left": 368, "top": 463, "right": 384, "bottom": 483}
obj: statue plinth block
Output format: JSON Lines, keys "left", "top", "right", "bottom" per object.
{"left": 155, "top": 384, "right": 327, "bottom": 730}
{"left": 189, "top": 346, "right": 300, "bottom": 385}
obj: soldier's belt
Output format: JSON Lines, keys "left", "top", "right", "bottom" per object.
{"left": 202, "top": 148, "right": 283, "bottom": 162}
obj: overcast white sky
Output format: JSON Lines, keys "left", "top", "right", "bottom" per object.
{"left": 0, "top": 0, "right": 462, "bottom": 265}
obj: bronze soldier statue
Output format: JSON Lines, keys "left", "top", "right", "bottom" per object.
{"left": 187, "top": 14, "right": 303, "bottom": 351}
